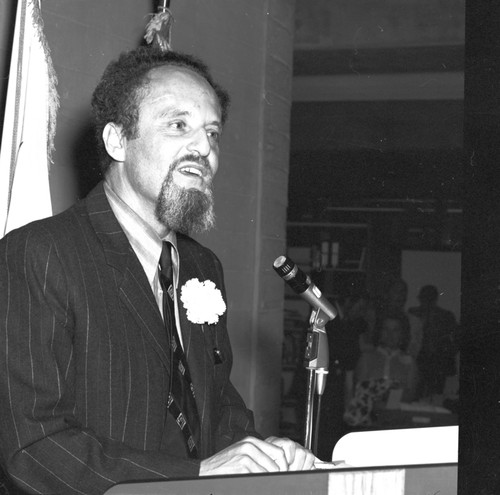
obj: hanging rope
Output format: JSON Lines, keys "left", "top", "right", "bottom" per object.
{"left": 144, "top": 0, "right": 174, "bottom": 52}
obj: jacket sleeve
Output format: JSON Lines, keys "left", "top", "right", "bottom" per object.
{"left": 0, "top": 228, "right": 200, "bottom": 495}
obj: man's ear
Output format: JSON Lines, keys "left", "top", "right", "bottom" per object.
{"left": 102, "top": 123, "right": 126, "bottom": 162}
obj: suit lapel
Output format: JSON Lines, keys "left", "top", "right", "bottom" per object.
{"left": 85, "top": 183, "right": 170, "bottom": 367}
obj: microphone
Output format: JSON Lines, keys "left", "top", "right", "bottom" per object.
{"left": 273, "top": 255, "right": 337, "bottom": 322}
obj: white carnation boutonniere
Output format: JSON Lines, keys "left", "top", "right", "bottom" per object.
{"left": 180, "top": 278, "right": 226, "bottom": 325}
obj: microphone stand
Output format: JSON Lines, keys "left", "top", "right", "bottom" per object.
{"left": 303, "top": 307, "right": 330, "bottom": 452}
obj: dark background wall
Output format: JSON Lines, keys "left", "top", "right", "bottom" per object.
{"left": 289, "top": 0, "right": 464, "bottom": 303}
{"left": 460, "top": 2, "right": 500, "bottom": 493}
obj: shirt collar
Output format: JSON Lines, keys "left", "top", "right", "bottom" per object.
{"left": 103, "top": 181, "right": 178, "bottom": 286}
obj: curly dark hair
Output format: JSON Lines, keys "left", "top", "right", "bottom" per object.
{"left": 91, "top": 46, "right": 230, "bottom": 175}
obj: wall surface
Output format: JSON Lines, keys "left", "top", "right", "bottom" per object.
{"left": 22, "top": 0, "right": 294, "bottom": 437}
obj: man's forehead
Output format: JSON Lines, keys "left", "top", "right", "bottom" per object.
{"left": 146, "top": 65, "right": 219, "bottom": 109}
{"left": 149, "top": 65, "right": 212, "bottom": 92}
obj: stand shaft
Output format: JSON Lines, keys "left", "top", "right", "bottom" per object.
{"left": 304, "top": 369, "right": 315, "bottom": 450}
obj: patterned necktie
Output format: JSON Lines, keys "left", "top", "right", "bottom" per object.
{"left": 159, "top": 241, "right": 200, "bottom": 458}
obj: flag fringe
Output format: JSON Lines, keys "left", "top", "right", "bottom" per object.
{"left": 31, "top": 0, "right": 59, "bottom": 165}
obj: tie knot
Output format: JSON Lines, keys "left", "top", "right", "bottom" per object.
{"left": 160, "top": 241, "right": 173, "bottom": 281}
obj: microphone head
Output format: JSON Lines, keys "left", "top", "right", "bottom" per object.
{"left": 273, "top": 255, "right": 309, "bottom": 291}
{"left": 273, "top": 255, "right": 337, "bottom": 322}
{"left": 273, "top": 256, "right": 297, "bottom": 280}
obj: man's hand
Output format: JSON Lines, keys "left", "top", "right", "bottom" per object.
{"left": 264, "top": 436, "right": 316, "bottom": 471}
{"left": 199, "top": 436, "right": 317, "bottom": 477}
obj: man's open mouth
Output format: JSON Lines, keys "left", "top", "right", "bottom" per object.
{"left": 178, "top": 164, "right": 205, "bottom": 178}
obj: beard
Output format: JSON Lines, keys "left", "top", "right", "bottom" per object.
{"left": 155, "top": 166, "right": 216, "bottom": 235}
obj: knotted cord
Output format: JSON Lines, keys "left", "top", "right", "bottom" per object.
{"left": 144, "top": 0, "right": 174, "bottom": 52}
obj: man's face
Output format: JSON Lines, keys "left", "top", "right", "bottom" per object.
{"left": 120, "top": 65, "right": 222, "bottom": 234}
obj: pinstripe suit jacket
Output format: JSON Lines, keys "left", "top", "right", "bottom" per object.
{"left": 0, "top": 182, "right": 258, "bottom": 494}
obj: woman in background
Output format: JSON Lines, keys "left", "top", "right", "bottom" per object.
{"left": 344, "top": 315, "right": 418, "bottom": 427}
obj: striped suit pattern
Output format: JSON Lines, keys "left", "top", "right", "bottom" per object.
{"left": 0, "top": 182, "right": 257, "bottom": 494}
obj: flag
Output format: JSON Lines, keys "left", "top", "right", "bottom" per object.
{"left": 0, "top": 0, "right": 58, "bottom": 238}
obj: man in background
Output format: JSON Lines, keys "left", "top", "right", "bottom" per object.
{"left": 408, "top": 285, "right": 458, "bottom": 400}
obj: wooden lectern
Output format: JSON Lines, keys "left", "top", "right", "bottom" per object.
{"left": 104, "top": 463, "right": 457, "bottom": 495}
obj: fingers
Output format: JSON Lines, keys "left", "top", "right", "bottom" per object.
{"left": 288, "top": 445, "right": 316, "bottom": 471}
{"left": 241, "top": 436, "right": 289, "bottom": 472}
{"left": 314, "top": 460, "right": 349, "bottom": 469}
{"left": 265, "top": 436, "right": 296, "bottom": 465}
{"left": 200, "top": 452, "right": 267, "bottom": 477}
{"left": 199, "top": 436, "right": 289, "bottom": 477}
{"left": 199, "top": 436, "right": 318, "bottom": 477}
{"left": 265, "top": 436, "right": 317, "bottom": 471}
